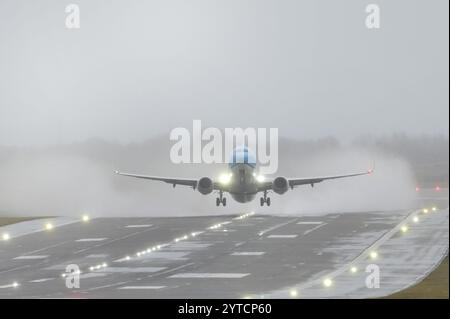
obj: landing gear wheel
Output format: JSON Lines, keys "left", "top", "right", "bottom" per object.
{"left": 260, "top": 197, "right": 265, "bottom": 206}
{"left": 222, "top": 198, "right": 227, "bottom": 206}
{"left": 216, "top": 198, "right": 220, "bottom": 206}
{"left": 266, "top": 197, "right": 271, "bottom": 206}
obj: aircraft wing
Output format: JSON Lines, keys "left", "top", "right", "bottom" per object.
{"left": 287, "top": 169, "right": 373, "bottom": 188}
{"left": 257, "top": 169, "right": 373, "bottom": 192}
{"left": 115, "top": 171, "right": 198, "bottom": 189}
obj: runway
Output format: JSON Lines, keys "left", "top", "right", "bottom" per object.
{"left": 0, "top": 190, "right": 448, "bottom": 299}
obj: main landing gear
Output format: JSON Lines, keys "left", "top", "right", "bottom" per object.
{"left": 216, "top": 190, "right": 227, "bottom": 206}
{"left": 260, "top": 190, "right": 271, "bottom": 206}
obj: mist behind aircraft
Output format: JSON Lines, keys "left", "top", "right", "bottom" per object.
{"left": 1, "top": 135, "right": 447, "bottom": 217}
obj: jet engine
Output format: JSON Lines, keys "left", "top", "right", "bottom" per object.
{"left": 197, "top": 177, "right": 214, "bottom": 195}
{"left": 272, "top": 177, "right": 289, "bottom": 194}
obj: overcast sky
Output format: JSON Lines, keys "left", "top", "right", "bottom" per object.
{"left": 0, "top": 0, "right": 448, "bottom": 146}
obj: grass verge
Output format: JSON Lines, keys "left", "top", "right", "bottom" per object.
{"left": 386, "top": 254, "right": 449, "bottom": 299}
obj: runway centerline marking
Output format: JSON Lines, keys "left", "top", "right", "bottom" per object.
{"left": 13, "top": 255, "right": 48, "bottom": 260}
{"left": 118, "top": 286, "right": 166, "bottom": 290}
{"left": 75, "top": 238, "right": 108, "bottom": 242}
{"left": 231, "top": 252, "right": 265, "bottom": 256}
{"left": 258, "top": 219, "right": 298, "bottom": 236}
{"left": 169, "top": 273, "right": 250, "bottom": 278}
{"left": 29, "top": 278, "right": 54, "bottom": 283}
{"left": 125, "top": 224, "right": 152, "bottom": 228}
{"left": 267, "top": 234, "right": 298, "bottom": 238}
{"left": 297, "top": 221, "right": 323, "bottom": 225}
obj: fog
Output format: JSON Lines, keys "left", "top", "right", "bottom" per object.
{"left": 2, "top": 135, "right": 446, "bottom": 217}
{"left": 0, "top": 0, "right": 448, "bottom": 146}
{"left": 0, "top": 1, "right": 448, "bottom": 217}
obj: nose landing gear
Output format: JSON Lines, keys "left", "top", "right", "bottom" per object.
{"left": 260, "top": 190, "right": 271, "bottom": 206}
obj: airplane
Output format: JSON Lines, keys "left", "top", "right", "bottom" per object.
{"left": 115, "top": 147, "right": 373, "bottom": 206}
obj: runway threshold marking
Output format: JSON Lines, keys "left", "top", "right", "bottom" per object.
{"left": 169, "top": 273, "right": 250, "bottom": 278}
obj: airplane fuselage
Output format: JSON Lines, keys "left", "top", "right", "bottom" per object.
{"left": 228, "top": 163, "right": 259, "bottom": 203}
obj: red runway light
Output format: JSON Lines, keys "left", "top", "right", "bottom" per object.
{"left": 415, "top": 186, "right": 420, "bottom": 192}
{"left": 435, "top": 185, "right": 441, "bottom": 192}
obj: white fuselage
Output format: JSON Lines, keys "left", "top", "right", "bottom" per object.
{"left": 227, "top": 163, "right": 259, "bottom": 203}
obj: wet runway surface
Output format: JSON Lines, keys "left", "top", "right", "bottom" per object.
{"left": 0, "top": 191, "right": 448, "bottom": 298}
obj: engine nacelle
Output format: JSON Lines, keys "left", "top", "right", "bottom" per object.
{"left": 272, "top": 177, "right": 289, "bottom": 194}
{"left": 197, "top": 177, "right": 214, "bottom": 195}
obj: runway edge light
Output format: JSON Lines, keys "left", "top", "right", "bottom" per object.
{"left": 323, "top": 278, "right": 333, "bottom": 287}
{"left": 370, "top": 251, "right": 378, "bottom": 259}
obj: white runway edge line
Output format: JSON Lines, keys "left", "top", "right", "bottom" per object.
{"left": 169, "top": 273, "right": 250, "bottom": 278}
{"left": 269, "top": 207, "right": 440, "bottom": 295}
{"left": 0, "top": 217, "right": 80, "bottom": 240}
